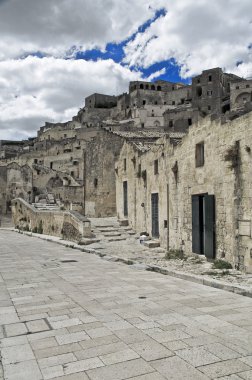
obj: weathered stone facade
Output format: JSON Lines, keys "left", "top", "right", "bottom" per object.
{"left": 116, "top": 111, "right": 252, "bottom": 273}
{"left": 1, "top": 67, "right": 252, "bottom": 255}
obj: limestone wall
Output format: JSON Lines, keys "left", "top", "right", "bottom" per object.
{"left": 116, "top": 111, "right": 252, "bottom": 272}
{"left": 12, "top": 198, "right": 91, "bottom": 241}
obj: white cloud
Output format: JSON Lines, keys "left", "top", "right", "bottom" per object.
{"left": 147, "top": 68, "right": 166, "bottom": 81}
{"left": 0, "top": 57, "right": 141, "bottom": 140}
{"left": 0, "top": 0, "right": 164, "bottom": 60}
{"left": 123, "top": 0, "right": 252, "bottom": 78}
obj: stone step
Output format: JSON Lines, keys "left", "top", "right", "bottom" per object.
{"left": 119, "top": 219, "right": 129, "bottom": 226}
{"left": 103, "top": 232, "right": 122, "bottom": 237}
{"left": 107, "top": 237, "right": 128, "bottom": 242}
{"left": 95, "top": 224, "right": 119, "bottom": 229}
{"left": 143, "top": 240, "right": 160, "bottom": 248}
{"left": 98, "top": 228, "right": 120, "bottom": 232}
{"left": 78, "top": 238, "right": 100, "bottom": 246}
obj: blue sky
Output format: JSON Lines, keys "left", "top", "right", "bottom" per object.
{"left": 0, "top": 0, "right": 251, "bottom": 139}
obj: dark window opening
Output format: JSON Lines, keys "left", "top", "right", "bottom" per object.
{"left": 236, "top": 86, "right": 239, "bottom": 90}
{"left": 157, "top": 85, "right": 161, "bottom": 91}
{"left": 145, "top": 85, "right": 149, "bottom": 90}
{"left": 208, "top": 75, "right": 212, "bottom": 82}
{"left": 141, "top": 123, "right": 145, "bottom": 128}
{"left": 151, "top": 85, "right": 155, "bottom": 90}
{"left": 124, "top": 158, "right": 127, "bottom": 171}
{"left": 94, "top": 178, "right": 98, "bottom": 188}
{"left": 71, "top": 171, "right": 74, "bottom": 177}
{"left": 246, "top": 84, "right": 250, "bottom": 88}
{"left": 172, "top": 101, "right": 175, "bottom": 105}
{"left": 208, "top": 105, "right": 211, "bottom": 111}
{"left": 188, "top": 118, "right": 192, "bottom": 126}
{"left": 207, "top": 90, "right": 212, "bottom": 96}
{"left": 143, "top": 100, "right": 146, "bottom": 105}
{"left": 34, "top": 159, "right": 38, "bottom": 164}
{"left": 197, "top": 78, "right": 201, "bottom": 84}
{"left": 222, "top": 104, "right": 230, "bottom": 113}
{"left": 196, "top": 86, "right": 203, "bottom": 97}
{"left": 154, "top": 101, "right": 158, "bottom": 105}
{"left": 50, "top": 162, "right": 53, "bottom": 169}
{"left": 195, "top": 142, "right": 204, "bottom": 167}
{"left": 169, "top": 120, "right": 173, "bottom": 128}
{"left": 181, "top": 98, "right": 185, "bottom": 104}
{"left": 154, "top": 159, "right": 159, "bottom": 175}
{"left": 164, "top": 102, "right": 167, "bottom": 105}
{"left": 172, "top": 85, "right": 175, "bottom": 90}
{"left": 140, "top": 84, "right": 144, "bottom": 89}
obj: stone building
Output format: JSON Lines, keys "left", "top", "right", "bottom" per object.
{"left": 0, "top": 68, "right": 252, "bottom": 254}
{"left": 116, "top": 110, "right": 252, "bottom": 272}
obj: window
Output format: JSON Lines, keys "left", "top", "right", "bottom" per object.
{"left": 164, "top": 102, "right": 167, "bottom": 105}
{"left": 208, "top": 75, "right": 212, "bottom": 82}
{"left": 141, "top": 123, "right": 145, "bottom": 128}
{"left": 207, "top": 90, "right": 212, "bottom": 96}
{"left": 94, "top": 178, "right": 98, "bottom": 188}
{"left": 34, "top": 159, "right": 38, "bottom": 164}
{"left": 236, "top": 86, "right": 239, "bottom": 90}
{"left": 172, "top": 101, "right": 175, "bottom": 105}
{"left": 124, "top": 158, "right": 127, "bottom": 171}
{"left": 140, "top": 84, "right": 144, "bottom": 89}
{"left": 64, "top": 134, "right": 67, "bottom": 138}
{"left": 188, "top": 118, "right": 192, "bottom": 126}
{"left": 181, "top": 98, "right": 185, "bottom": 104}
{"left": 195, "top": 142, "right": 204, "bottom": 167}
{"left": 208, "top": 105, "right": 211, "bottom": 111}
{"left": 169, "top": 120, "right": 173, "bottom": 128}
{"left": 172, "top": 85, "right": 175, "bottom": 90}
{"left": 145, "top": 85, "right": 149, "bottom": 90}
{"left": 154, "top": 159, "right": 159, "bottom": 175}
{"left": 157, "top": 85, "right": 161, "bottom": 91}
{"left": 197, "top": 78, "right": 201, "bottom": 84}
{"left": 143, "top": 100, "right": 146, "bottom": 105}
{"left": 50, "top": 162, "right": 53, "bottom": 169}
{"left": 154, "top": 101, "right": 158, "bottom": 105}
{"left": 151, "top": 85, "right": 155, "bottom": 90}
{"left": 196, "top": 86, "right": 203, "bottom": 97}
{"left": 246, "top": 84, "right": 250, "bottom": 88}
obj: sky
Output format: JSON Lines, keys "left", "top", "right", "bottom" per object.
{"left": 0, "top": 0, "right": 252, "bottom": 140}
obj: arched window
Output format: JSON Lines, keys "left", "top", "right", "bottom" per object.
{"left": 157, "top": 85, "right": 161, "bottom": 91}
{"left": 140, "top": 84, "right": 144, "bottom": 89}
{"left": 151, "top": 85, "right": 155, "bottom": 90}
{"left": 145, "top": 85, "right": 149, "bottom": 90}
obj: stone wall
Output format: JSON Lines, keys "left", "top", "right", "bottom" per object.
{"left": 0, "top": 166, "right": 7, "bottom": 214}
{"left": 12, "top": 198, "right": 92, "bottom": 241}
{"left": 116, "top": 111, "right": 252, "bottom": 273}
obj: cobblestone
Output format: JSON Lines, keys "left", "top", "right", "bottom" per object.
{"left": 1, "top": 230, "right": 252, "bottom": 379}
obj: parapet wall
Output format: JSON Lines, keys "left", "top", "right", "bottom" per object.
{"left": 11, "top": 198, "right": 92, "bottom": 242}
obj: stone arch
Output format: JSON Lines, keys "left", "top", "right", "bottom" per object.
{"left": 139, "top": 84, "right": 144, "bottom": 89}
{"left": 47, "top": 176, "right": 63, "bottom": 188}
{"left": 151, "top": 85, "right": 155, "bottom": 90}
{"left": 154, "top": 120, "right": 161, "bottom": 127}
{"left": 157, "top": 85, "right": 162, "bottom": 91}
{"left": 235, "top": 92, "right": 251, "bottom": 105}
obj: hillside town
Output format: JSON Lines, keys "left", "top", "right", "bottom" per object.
{"left": 1, "top": 67, "right": 252, "bottom": 274}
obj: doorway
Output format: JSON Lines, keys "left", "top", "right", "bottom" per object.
{"left": 123, "top": 181, "right": 128, "bottom": 217}
{"left": 151, "top": 193, "right": 159, "bottom": 238}
{"left": 192, "top": 194, "right": 215, "bottom": 259}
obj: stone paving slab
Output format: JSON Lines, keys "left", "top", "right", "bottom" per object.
{"left": 1, "top": 230, "right": 252, "bottom": 379}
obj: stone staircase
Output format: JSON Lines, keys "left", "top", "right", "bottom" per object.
{"left": 32, "top": 203, "right": 60, "bottom": 211}
{"left": 89, "top": 217, "right": 137, "bottom": 243}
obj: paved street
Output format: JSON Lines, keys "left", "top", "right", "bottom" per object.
{"left": 1, "top": 231, "right": 252, "bottom": 379}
